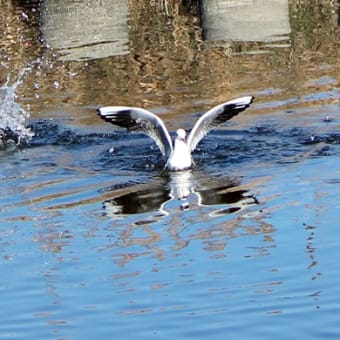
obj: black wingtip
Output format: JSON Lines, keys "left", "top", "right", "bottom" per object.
{"left": 96, "top": 107, "right": 115, "bottom": 121}
{"left": 96, "top": 107, "right": 114, "bottom": 125}
{"left": 96, "top": 107, "right": 103, "bottom": 117}
{"left": 243, "top": 95, "right": 254, "bottom": 109}
{"left": 246, "top": 96, "right": 254, "bottom": 108}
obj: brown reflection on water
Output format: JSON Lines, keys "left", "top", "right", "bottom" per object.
{"left": 0, "top": 0, "right": 43, "bottom": 82}
{"left": 0, "top": 0, "right": 339, "bottom": 126}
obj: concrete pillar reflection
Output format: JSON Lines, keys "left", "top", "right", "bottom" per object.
{"left": 200, "top": 0, "right": 291, "bottom": 42}
{"left": 41, "top": 0, "right": 129, "bottom": 61}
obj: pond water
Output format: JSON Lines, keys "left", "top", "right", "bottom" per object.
{"left": 0, "top": 0, "right": 340, "bottom": 339}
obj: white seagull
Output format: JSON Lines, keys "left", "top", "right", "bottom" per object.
{"left": 97, "top": 96, "right": 254, "bottom": 171}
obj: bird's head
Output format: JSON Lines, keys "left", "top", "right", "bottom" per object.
{"left": 176, "top": 128, "right": 186, "bottom": 141}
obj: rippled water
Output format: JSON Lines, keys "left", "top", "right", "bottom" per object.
{"left": 1, "top": 0, "right": 340, "bottom": 339}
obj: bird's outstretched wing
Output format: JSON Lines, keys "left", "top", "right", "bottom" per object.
{"left": 187, "top": 96, "right": 254, "bottom": 152}
{"left": 97, "top": 106, "right": 173, "bottom": 157}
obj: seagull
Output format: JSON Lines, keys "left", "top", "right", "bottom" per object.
{"left": 97, "top": 96, "right": 254, "bottom": 171}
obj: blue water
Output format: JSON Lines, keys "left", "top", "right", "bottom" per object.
{"left": 0, "top": 113, "right": 339, "bottom": 338}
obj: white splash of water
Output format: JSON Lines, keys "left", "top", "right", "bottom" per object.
{"left": 0, "top": 68, "right": 34, "bottom": 147}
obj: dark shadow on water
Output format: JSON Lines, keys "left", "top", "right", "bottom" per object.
{"left": 101, "top": 169, "right": 258, "bottom": 218}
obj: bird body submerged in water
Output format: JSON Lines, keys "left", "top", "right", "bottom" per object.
{"left": 97, "top": 96, "right": 254, "bottom": 171}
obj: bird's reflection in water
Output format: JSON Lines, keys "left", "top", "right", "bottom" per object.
{"left": 103, "top": 170, "right": 258, "bottom": 218}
